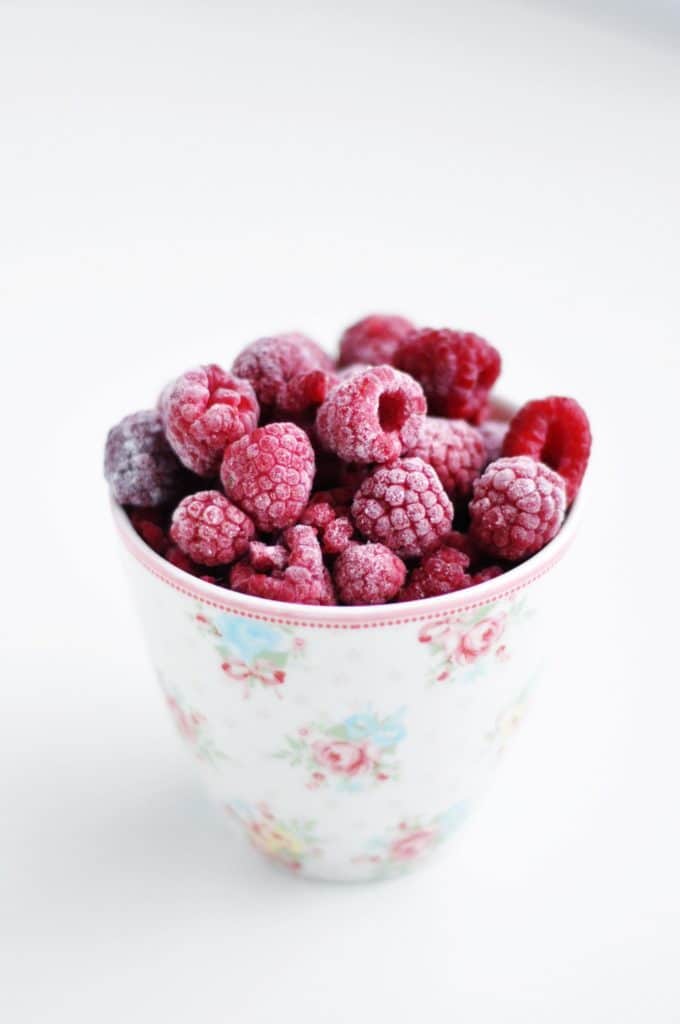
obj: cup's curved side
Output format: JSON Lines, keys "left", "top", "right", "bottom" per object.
{"left": 118, "top": 532, "right": 569, "bottom": 882}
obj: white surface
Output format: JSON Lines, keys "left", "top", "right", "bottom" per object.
{"left": 1, "top": 1, "right": 679, "bottom": 1021}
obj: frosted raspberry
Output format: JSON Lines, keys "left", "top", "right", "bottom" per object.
{"left": 165, "top": 544, "right": 200, "bottom": 575}
{"left": 230, "top": 525, "right": 335, "bottom": 605}
{"left": 502, "top": 396, "right": 591, "bottom": 504}
{"left": 479, "top": 419, "right": 508, "bottom": 466}
{"left": 160, "top": 364, "right": 259, "bottom": 477}
{"left": 338, "top": 314, "right": 415, "bottom": 367}
{"left": 336, "top": 362, "right": 371, "bottom": 380}
{"left": 128, "top": 507, "right": 169, "bottom": 554}
{"left": 333, "top": 543, "right": 406, "bottom": 605}
{"left": 247, "top": 541, "right": 288, "bottom": 571}
{"left": 170, "top": 491, "right": 255, "bottom": 566}
{"left": 322, "top": 517, "right": 354, "bottom": 555}
{"left": 470, "top": 565, "right": 504, "bottom": 585}
{"left": 469, "top": 456, "right": 566, "bottom": 561}
{"left": 300, "top": 487, "right": 356, "bottom": 554}
{"left": 351, "top": 457, "right": 453, "bottom": 558}
{"left": 104, "top": 410, "right": 185, "bottom": 507}
{"left": 399, "top": 547, "right": 471, "bottom": 602}
{"left": 316, "top": 365, "right": 426, "bottom": 464}
{"left": 220, "top": 422, "right": 315, "bottom": 533}
{"left": 232, "top": 333, "right": 335, "bottom": 415}
{"left": 407, "top": 416, "right": 485, "bottom": 500}
{"left": 396, "top": 328, "right": 501, "bottom": 423}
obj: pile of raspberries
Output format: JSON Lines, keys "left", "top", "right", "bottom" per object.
{"left": 105, "top": 316, "right": 591, "bottom": 606}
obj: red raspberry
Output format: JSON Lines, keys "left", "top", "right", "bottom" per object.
{"left": 333, "top": 542, "right": 406, "bottom": 605}
{"left": 247, "top": 541, "right": 288, "bottom": 571}
{"left": 478, "top": 419, "right": 508, "bottom": 466}
{"left": 220, "top": 422, "right": 315, "bottom": 533}
{"left": 407, "top": 416, "right": 485, "bottom": 500}
{"left": 399, "top": 546, "right": 471, "bottom": 602}
{"left": 351, "top": 457, "right": 453, "bottom": 558}
{"left": 469, "top": 456, "right": 566, "bottom": 561}
{"left": 338, "top": 314, "right": 415, "bottom": 367}
{"left": 300, "top": 487, "right": 356, "bottom": 554}
{"left": 230, "top": 525, "right": 335, "bottom": 605}
{"left": 316, "top": 365, "right": 426, "bottom": 464}
{"left": 104, "top": 410, "right": 185, "bottom": 507}
{"left": 165, "top": 544, "right": 200, "bottom": 575}
{"left": 128, "top": 507, "right": 169, "bottom": 554}
{"left": 160, "top": 365, "right": 259, "bottom": 477}
{"left": 232, "top": 333, "right": 335, "bottom": 415}
{"left": 470, "top": 565, "right": 504, "bottom": 585}
{"left": 170, "top": 491, "right": 255, "bottom": 566}
{"left": 322, "top": 517, "right": 354, "bottom": 555}
{"left": 396, "top": 328, "right": 501, "bottom": 423}
{"left": 501, "top": 396, "right": 591, "bottom": 504}
{"left": 336, "top": 362, "right": 371, "bottom": 380}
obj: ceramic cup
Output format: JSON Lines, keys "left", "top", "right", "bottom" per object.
{"left": 112, "top": 429, "right": 581, "bottom": 882}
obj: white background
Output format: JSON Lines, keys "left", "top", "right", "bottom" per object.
{"left": 1, "top": 1, "right": 679, "bottom": 1021}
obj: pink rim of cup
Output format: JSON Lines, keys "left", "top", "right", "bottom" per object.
{"left": 111, "top": 396, "right": 583, "bottom": 629}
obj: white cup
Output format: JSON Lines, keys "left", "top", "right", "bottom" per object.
{"left": 112, "top": 473, "right": 580, "bottom": 882}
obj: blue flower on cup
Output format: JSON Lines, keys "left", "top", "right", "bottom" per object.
{"left": 343, "top": 709, "right": 406, "bottom": 749}
{"left": 215, "top": 615, "right": 285, "bottom": 662}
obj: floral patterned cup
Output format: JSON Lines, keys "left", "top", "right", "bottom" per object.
{"left": 112, "top": 425, "right": 582, "bottom": 882}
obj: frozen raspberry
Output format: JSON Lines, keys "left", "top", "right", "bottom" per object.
{"left": 247, "top": 541, "right": 288, "bottom": 571}
{"left": 407, "top": 417, "right": 485, "bottom": 500}
{"left": 165, "top": 544, "right": 200, "bottom": 575}
{"left": 479, "top": 419, "right": 508, "bottom": 466}
{"left": 170, "top": 491, "right": 255, "bottom": 566}
{"left": 316, "top": 365, "right": 426, "bottom": 464}
{"left": 230, "top": 525, "right": 335, "bottom": 605}
{"left": 333, "top": 543, "right": 406, "bottom": 605}
{"left": 322, "top": 517, "right": 354, "bottom": 555}
{"left": 351, "top": 457, "right": 453, "bottom": 558}
{"left": 501, "top": 396, "right": 591, "bottom": 504}
{"left": 220, "top": 422, "right": 315, "bottom": 533}
{"left": 232, "top": 334, "right": 335, "bottom": 415}
{"left": 128, "top": 507, "right": 169, "bottom": 554}
{"left": 399, "top": 546, "right": 471, "bottom": 602}
{"left": 396, "top": 328, "right": 501, "bottom": 423}
{"left": 160, "top": 364, "right": 259, "bottom": 477}
{"left": 300, "top": 487, "right": 356, "bottom": 554}
{"left": 338, "top": 314, "right": 415, "bottom": 368}
{"left": 105, "top": 410, "right": 185, "bottom": 507}
{"left": 469, "top": 456, "right": 566, "bottom": 561}
{"left": 336, "top": 362, "right": 371, "bottom": 380}
{"left": 470, "top": 565, "right": 504, "bottom": 585}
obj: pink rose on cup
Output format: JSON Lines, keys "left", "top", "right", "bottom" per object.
{"left": 312, "top": 739, "right": 373, "bottom": 776}
{"left": 390, "top": 828, "right": 436, "bottom": 861}
{"left": 418, "top": 621, "right": 455, "bottom": 645}
{"left": 456, "top": 616, "right": 505, "bottom": 664}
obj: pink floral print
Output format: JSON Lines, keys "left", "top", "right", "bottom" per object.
{"left": 226, "top": 801, "right": 320, "bottom": 871}
{"left": 354, "top": 801, "right": 469, "bottom": 877}
{"left": 418, "top": 597, "right": 530, "bottom": 685}
{"left": 275, "top": 708, "right": 406, "bottom": 791}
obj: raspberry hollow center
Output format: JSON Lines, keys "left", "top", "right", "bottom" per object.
{"left": 378, "top": 390, "right": 408, "bottom": 433}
